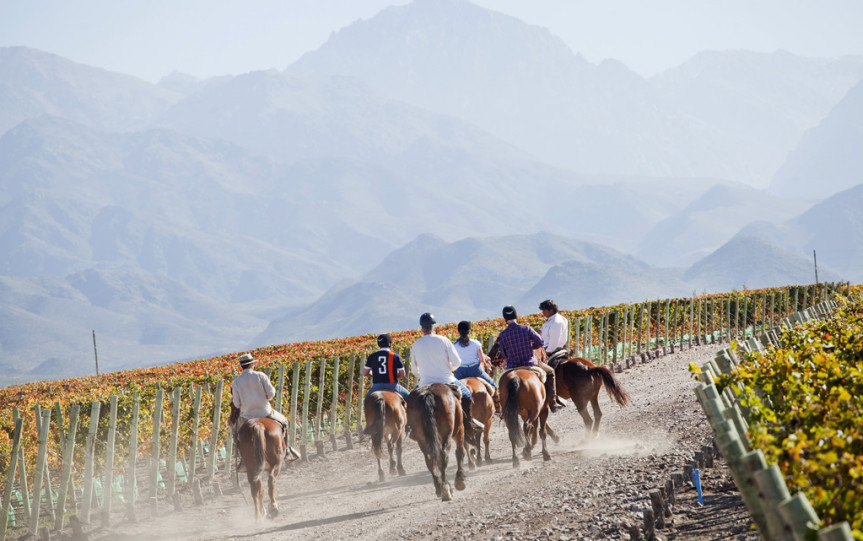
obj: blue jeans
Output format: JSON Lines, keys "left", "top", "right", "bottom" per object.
{"left": 455, "top": 363, "right": 497, "bottom": 389}
{"left": 366, "top": 382, "right": 411, "bottom": 401}
{"left": 414, "top": 379, "right": 472, "bottom": 401}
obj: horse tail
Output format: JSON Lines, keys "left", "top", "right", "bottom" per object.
{"left": 593, "top": 366, "right": 630, "bottom": 407}
{"left": 370, "top": 395, "right": 385, "bottom": 459}
{"left": 417, "top": 389, "right": 441, "bottom": 473}
{"left": 503, "top": 375, "right": 525, "bottom": 449}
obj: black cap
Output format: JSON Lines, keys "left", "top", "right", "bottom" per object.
{"left": 377, "top": 333, "right": 392, "bottom": 348}
{"left": 502, "top": 306, "right": 517, "bottom": 320}
{"left": 419, "top": 312, "right": 436, "bottom": 327}
{"left": 457, "top": 320, "right": 471, "bottom": 334}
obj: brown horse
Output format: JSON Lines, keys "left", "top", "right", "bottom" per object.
{"left": 406, "top": 384, "right": 467, "bottom": 501}
{"left": 363, "top": 390, "right": 407, "bottom": 481}
{"left": 230, "top": 403, "right": 284, "bottom": 519}
{"left": 460, "top": 377, "right": 495, "bottom": 466}
{"left": 498, "top": 368, "right": 551, "bottom": 467}
{"left": 554, "top": 356, "right": 630, "bottom": 438}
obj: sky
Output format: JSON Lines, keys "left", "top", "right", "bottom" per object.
{"left": 2, "top": 0, "right": 863, "bottom": 84}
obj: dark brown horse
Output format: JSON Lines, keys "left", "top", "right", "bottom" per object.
{"left": 460, "top": 377, "right": 495, "bottom": 466}
{"left": 498, "top": 368, "right": 551, "bottom": 467}
{"left": 406, "top": 384, "right": 467, "bottom": 501}
{"left": 554, "top": 356, "right": 630, "bottom": 438}
{"left": 230, "top": 403, "right": 284, "bottom": 519}
{"left": 363, "top": 390, "right": 407, "bottom": 481}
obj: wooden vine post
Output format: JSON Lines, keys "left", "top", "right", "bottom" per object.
{"left": 166, "top": 387, "right": 182, "bottom": 499}
{"left": 329, "top": 356, "right": 341, "bottom": 452}
{"left": 206, "top": 380, "right": 223, "bottom": 479}
{"left": 54, "top": 404, "right": 80, "bottom": 531}
{"left": 28, "top": 408, "right": 51, "bottom": 535}
{"left": 188, "top": 385, "right": 203, "bottom": 484}
{"left": 289, "top": 363, "right": 300, "bottom": 452}
{"left": 102, "top": 395, "right": 118, "bottom": 526}
{"left": 315, "top": 358, "right": 327, "bottom": 456}
{"left": 125, "top": 393, "right": 140, "bottom": 520}
{"left": 80, "top": 401, "right": 101, "bottom": 525}
{"left": 343, "top": 355, "right": 356, "bottom": 449}
{"left": 301, "top": 360, "right": 312, "bottom": 460}
{"left": 147, "top": 388, "right": 163, "bottom": 514}
{"left": 0, "top": 417, "right": 23, "bottom": 540}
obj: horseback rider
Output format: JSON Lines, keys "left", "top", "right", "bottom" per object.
{"left": 231, "top": 353, "right": 299, "bottom": 470}
{"left": 364, "top": 333, "right": 411, "bottom": 401}
{"left": 452, "top": 320, "right": 497, "bottom": 390}
{"left": 494, "top": 305, "right": 565, "bottom": 412}
{"left": 539, "top": 299, "right": 570, "bottom": 409}
{"left": 410, "top": 313, "right": 485, "bottom": 438}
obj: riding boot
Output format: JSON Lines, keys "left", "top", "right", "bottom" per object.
{"left": 461, "top": 397, "right": 484, "bottom": 437}
{"left": 545, "top": 371, "right": 565, "bottom": 412}
{"left": 281, "top": 423, "right": 300, "bottom": 460}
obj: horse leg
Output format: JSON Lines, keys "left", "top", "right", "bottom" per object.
{"left": 424, "top": 452, "right": 442, "bottom": 498}
{"left": 546, "top": 422, "right": 560, "bottom": 444}
{"left": 483, "top": 423, "right": 492, "bottom": 463}
{"left": 248, "top": 473, "right": 264, "bottom": 519}
{"left": 539, "top": 408, "right": 551, "bottom": 461}
{"left": 377, "top": 455, "right": 385, "bottom": 482}
{"left": 395, "top": 433, "right": 406, "bottom": 476}
{"left": 267, "top": 471, "right": 280, "bottom": 519}
{"left": 454, "top": 433, "right": 466, "bottom": 491}
{"left": 439, "top": 438, "right": 453, "bottom": 501}
{"left": 576, "top": 401, "right": 594, "bottom": 440}
{"left": 387, "top": 435, "right": 397, "bottom": 475}
{"left": 522, "top": 419, "right": 535, "bottom": 461}
{"left": 590, "top": 394, "right": 602, "bottom": 437}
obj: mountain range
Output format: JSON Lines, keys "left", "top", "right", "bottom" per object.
{"left": 1, "top": 0, "right": 862, "bottom": 386}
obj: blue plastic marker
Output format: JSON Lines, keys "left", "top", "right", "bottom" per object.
{"left": 692, "top": 468, "right": 704, "bottom": 506}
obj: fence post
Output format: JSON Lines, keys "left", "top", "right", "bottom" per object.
{"left": 166, "top": 387, "right": 182, "bottom": 498}
{"left": 330, "top": 356, "right": 341, "bottom": 452}
{"left": 301, "top": 360, "right": 312, "bottom": 460}
{"left": 206, "top": 380, "right": 223, "bottom": 479}
{"left": 343, "top": 355, "right": 356, "bottom": 449}
{"left": 102, "top": 395, "right": 118, "bottom": 526}
{"left": 80, "top": 401, "right": 101, "bottom": 524}
{"left": 274, "top": 364, "right": 286, "bottom": 412}
{"left": 289, "top": 363, "right": 300, "bottom": 452}
{"left": 0, "top": 417, "right": 23, "bottom": 539}
{"left": 126, "top": 393, "right": 140, "bottom": 520}
{"left": 315, "top": 358, "right": 327, "bottom": 456}
{"left": 148, "top": 388, "right": 164, "bottom": 511}
{"left": 28, "top": 408, "right": 51, "bottom": 535}
{"left": 189, "top": 385, "right": 202, "bottom": 483}
{"left": 54, "top": 404, "right": 80, "bottom": 531}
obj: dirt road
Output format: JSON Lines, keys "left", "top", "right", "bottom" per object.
{"left": 81, "top": 343, "right": 757, "bottom": 541}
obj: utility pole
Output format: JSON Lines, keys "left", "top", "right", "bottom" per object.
{"left": 813, "top": 250, "right": 819, "bottom": 285}
{"left": 92, "top": 330, "right": 100, "bottom": 376}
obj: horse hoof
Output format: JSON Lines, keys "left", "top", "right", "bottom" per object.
{"left": 512, "top": 458, "right": 519, "bottom": 468}
{"left": 543, "top": 451, "right": 552, "bottom": 462}
{"left": 268, "top": 506, "right": 279, "bottom": 519}
{"left": 455, "top": 478, "right": 466, "bottom": 491}
{"left": 397, "top": 467, "right": 406, "bottom": 476}
{"left": 468, "top": 462, "right": 476, "bottom": 471}
{"left": 379, "top": 472, "right": 385, "bottom": 482}
{"left": 441, "top": 484, "right": 453, "bottom": 501}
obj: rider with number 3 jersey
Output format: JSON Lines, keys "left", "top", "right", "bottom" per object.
{"left": 364, "top": 334, "right": 411, "bottom": 401}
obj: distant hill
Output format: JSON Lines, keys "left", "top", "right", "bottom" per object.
{"left": 739, "top": 183, "right": 863, "bottom": 282}
{"left": 769, "top": 79, "right": 863, "bottom": 199}
{"left": 633, "top": 183, "right": 814, "bottom": 267}
{"left": 0, "top": 46, "right": 181, "bottom": 135}
{"left": 256, "top": 232, "right": 647, "bottom": 344}
{"left": 683, "top": 234, "right": 840, "bottom": 292}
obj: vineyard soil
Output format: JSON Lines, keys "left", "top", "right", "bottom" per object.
{"left": 56, "top": 344, "right": 759, "bottom": 540}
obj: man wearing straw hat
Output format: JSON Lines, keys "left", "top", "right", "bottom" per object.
{"left": 231, "top": 353, "right": 300, "bottom": 468}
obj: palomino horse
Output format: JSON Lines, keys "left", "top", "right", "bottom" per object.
{"left": 460, "top": 377, "right": 495, "bottom": 466}
{"left": 230, "top": 403, "right": 284, "bottom": 519}
{"left": 363, "top": 390, "right": 407, "bottom": 481}
{"left": 406, "top": 384, "right": 467, "bottom": 501}
{"left": 554, "top": 356, "right": 630, "bottom": 438}
{"left": 498, "top": 368, "right": 551, "bottom": 467}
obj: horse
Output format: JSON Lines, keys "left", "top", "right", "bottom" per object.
{"left": 553, "top": 356, "right": 630, "bottom": 438}
{"left": 230, "top": 403, "right": 284, "bottom": 519}
{"left": 460, "top": 377, "right": 495, "bottom": 466}
{"left": 406, "top": 384, "right": 467, "bottom": 501}
{"left": 498, "top": 367, "right": 551, "bottom": 467}
{"left": 362, "top": 390, "right": 407, "bottom": 481}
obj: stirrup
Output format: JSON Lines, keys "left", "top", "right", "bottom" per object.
{"left": 286, "top": 445, "right": 300, "bottom": 461}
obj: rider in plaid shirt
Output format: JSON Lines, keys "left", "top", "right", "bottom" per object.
{"left": 495, "top": 305, "right": 565, "bottom": 412}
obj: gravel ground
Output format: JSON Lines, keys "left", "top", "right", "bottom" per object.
{"left": 35, "top": 343, "right": 760, "bottom": 541}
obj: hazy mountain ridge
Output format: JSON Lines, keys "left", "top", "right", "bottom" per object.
{"left": 1, "top": 0, "right": 862, "bottom": 386}
{"left": 769, "top": 79, "right": 863, "bottom": 198}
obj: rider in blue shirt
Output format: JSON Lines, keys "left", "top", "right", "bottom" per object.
{"left": 364, "top": 334, "right": 411, "bottom": 401}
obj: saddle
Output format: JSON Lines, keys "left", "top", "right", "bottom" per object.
{"left": 546, "top": 348, "right": 570, "bottom": 369}
{"left": 501, "top": 365, "right": 546, "bottom": 384}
